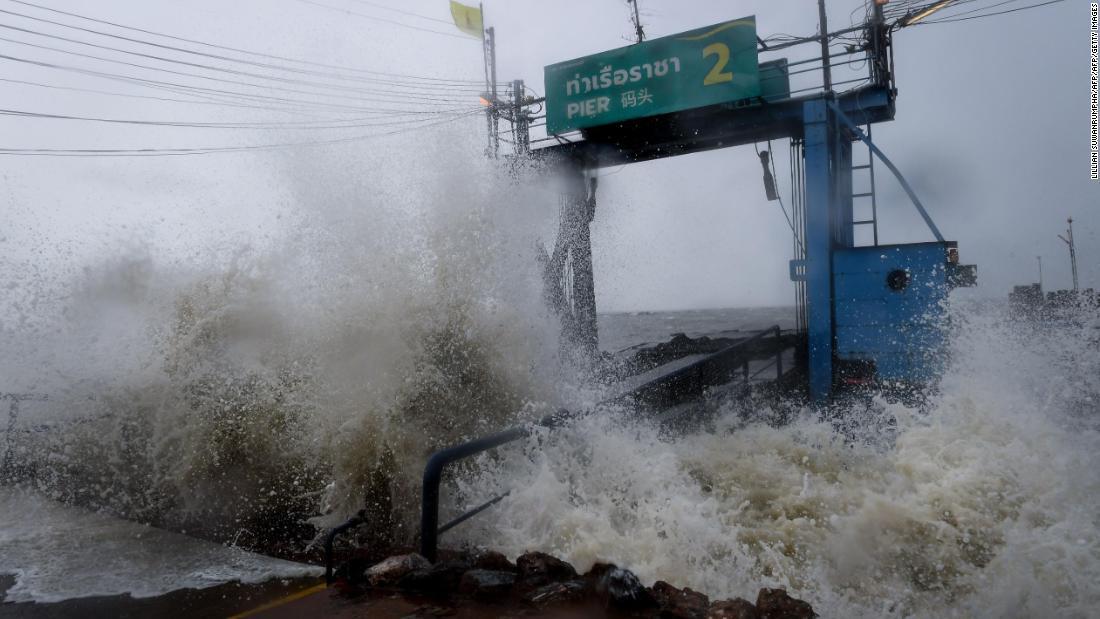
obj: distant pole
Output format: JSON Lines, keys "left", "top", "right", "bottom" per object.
{"left": 512, "top": 79, "right": 529, "bottom": 154}
{"left": 479, "top": 4, "right": 498, "bottom": 158}
{"left": 628, "top": 0, "right": 645, "bottom": 43}
{"left": 1058, "top": 217, "right": 1079, "bottom": 292}
{"left": 869, "top": 0, "right": 889, "bottom": 86}
{"left": 487, "top": 26, "right": 498, "bottom": 158}
{"left": 818, "top": 0, "right": 832, "bottom": 92}
{"left": 1037, "top": 255, "right": 1043, "bottom": 290}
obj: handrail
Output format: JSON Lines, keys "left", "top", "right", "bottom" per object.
{"left": 420, "top": 409, "right": 572, "bottom": 562}
{"left": 419, "top": 326, "right": 790, "bottom": 562}
{"left": 324, "top": 510, "right": 365, "bottom": 584}
{"left": 615, "top": 325, "right": 784, "bottom": 410}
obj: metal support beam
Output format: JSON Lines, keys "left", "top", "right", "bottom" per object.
{"left": 802, "top": 98, "right": 838, "bottom": 401}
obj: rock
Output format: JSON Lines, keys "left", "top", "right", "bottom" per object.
{"left": 755, "top": 588, "right": 815, "bottom": 619}
{"left": 366, "top": 553, "right": 431, "bottom": 588}
{"left": 522, "top": 580, "right": 589, "bottom": 608}
{"left": 458, "top": 569, "right": 516, "bottom": 600}
{"left": 651, "top": 580, "right": 709, "bottom": 618}
{"left": 588, "top": 563, "right": 656, "bottom": 610}
{"left": 400, "top": 560, "right": 469, "bottom": 594}
{"left": 708, "top": 598, "right": 760, "bottom": 619}
{"left": 516, "top": 551, "right": 578, "bottom": 586}
{"left": 402, "top": 605, "right": 457, "bottom": 617}
{"left": 471, "top": 550, "right": 517, "bottom": 572}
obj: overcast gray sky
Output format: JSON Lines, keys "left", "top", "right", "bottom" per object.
{"left": 0, "top": 0, "right": 1094, "bottom": 312}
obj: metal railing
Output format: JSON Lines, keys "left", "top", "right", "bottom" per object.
{"left": 418, "top": 326, "right": 791, "bottom": 561}
{"left": 420, "top": 408, "right": 572, "bottom": 562}
{"left": 613, "top": 325, "right": 786, "bottom": 410}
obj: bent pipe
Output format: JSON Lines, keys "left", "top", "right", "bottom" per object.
{"left": 420, "top": 409, "right": 570, "bottom": 562}
{"left": 324, "top": 510, "right": 366, "bottom": 584}
{"left": 419, "top": 326, "right": 790, "bottom": 562}
{"left": 826, "top": 100, "right": 945, "bottom": 243}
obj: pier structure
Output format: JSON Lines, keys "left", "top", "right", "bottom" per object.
{"left": 492, "top": 2, "right": 976, "bottom": 401}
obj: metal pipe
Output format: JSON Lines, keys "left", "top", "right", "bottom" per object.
{"left": 419, "top": 326, "right": 789, "bottom": 562}
{"left": 420, "top": 409, "right": 571, "bottom": 562}
{"left": 437, "top": 491, "right": 511, "bottom": 535}
{"left": 324, "top": 510, "right": 366, "bottom": 584}
{"left": 828, "top": 101, "right": 945, "bottom": 242}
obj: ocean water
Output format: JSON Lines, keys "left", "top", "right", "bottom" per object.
{"left": 1, "top": 126, "right": 1097, "bottom": 616}
{"left": 598, "top": 306, "right": 798, "bottom": 354}
{"left": 456, "top": 303, "right": 1100, "bottom": 618}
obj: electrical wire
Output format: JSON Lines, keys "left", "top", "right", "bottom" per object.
{"left": 291, "top": 0, "right": 474, "bottom": 40}
{"left": 922, "top": 0, "right": 1021, "bottom": 20}
{"left": 5, "top": 0, "right": 484, "bottom": 84}
{"left": 0, "top": 109, "right": 482, "bottom": 156}
{"left": 0, "top": 6, "right": 486, "bottom": 92}
{"left": 0, "top": 23, "right": 482, "bottom": 103}
{"left": 915, "top": 0, "right": 1064, "bottom": 23}
{"left": 0, "top": 106, "right": 482, "bottom": 130}
{"left": 0, "top": 35, "right": 474, "bottom": 107}
{"left": 0, "top": 53, "right": 476, "bottom": 115}
{"left": 342, "top": 0, "right": 453, "bottom": 25}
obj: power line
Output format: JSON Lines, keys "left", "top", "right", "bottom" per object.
{"left": 291, "top": 0, "right": 473, "bottom": 40}
{"left": 0, "top": 53, "right": 475, "bottom": 115}
{"left": 0, "top": 106, "right": 481, "bottom": 130}
{"left": 5, "top": 0, "right": 483, "bottom": 84}
{"left": 0, "top": 22, "right": 482, "bottom": 103}
{"left": 924, "top": 0, "right": 1022, "bottom": 20}
{"left": 0, "top": 5, "right": 486, "bottom": 92}
{"left": 342, "top": 0, "right": 453, "bottom": 25}
{"left": 0, "top": 35, "right": 473, "bottom": 108}
{"left": 916, "top": 0, "right": 1064, "bottom": 23}
{"left": 0, "top": 109, "right": 481, "bottom": 156}
{"left": 0, "top": 76, "right": 284, "bottom": 110}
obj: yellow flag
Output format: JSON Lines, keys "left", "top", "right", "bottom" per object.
{"left": 449, "top": 1, "right": 483, "bottom": 39}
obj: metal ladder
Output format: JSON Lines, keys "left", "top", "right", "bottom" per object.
{"left": 851, "top": 123, "right": 880, "bottom": 246}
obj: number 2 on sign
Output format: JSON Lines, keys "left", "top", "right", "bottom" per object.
{"left": 702, "top": 42, "right": 734, "bottom": 86}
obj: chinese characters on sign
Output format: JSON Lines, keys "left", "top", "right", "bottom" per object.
{"left": 620, "top": 88, "right": 654, "bottom": 109}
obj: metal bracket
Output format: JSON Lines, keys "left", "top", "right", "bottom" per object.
{"left": 789, "top": 259, "right": 807, "bottom": 282}
{"left": 826, "top": 101, "right": 945, "bottom": 243}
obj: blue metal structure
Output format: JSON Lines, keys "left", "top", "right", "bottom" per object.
{"left": 834, "top": 242, "right": 975, "bottom": 384}
{"left": 532, "top": 17, "right": 976, "bottom": 402}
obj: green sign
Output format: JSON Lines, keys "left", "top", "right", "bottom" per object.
{"left": 545, "top": 16, "right": 760, "bottom": 135}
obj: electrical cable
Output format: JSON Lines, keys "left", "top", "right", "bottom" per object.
{"left": 0, "top": 53, "right": 476, "bottom": 115}
{"left": 0, "top": 106, "right": 482, "bottom": 130}
{"left": 0, "top": 24, "right": 482, "bottom": 102}
{"left": 0, "top": 109, "right": 481, "bottom": 156}
{"left": 5, "top": 0, "right": 484, "bottom": 83}
{"left": 916, "top": 0, "right": 1064, "bottom": 23}
{"left": 0, "top": 6, "right": 486, "bottom": 92}
{"left": 291, "top": 0, "right": 474, "bottom": 40}
{"left": 0, "top": 35, "right": 474, "bottom": 107}
{"left": 342, "top": 0, "right": 453, "bottom": 25}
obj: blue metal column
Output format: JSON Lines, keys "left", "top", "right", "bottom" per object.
{"left": 802, "top": 97, "right": 839, "bottom": 401}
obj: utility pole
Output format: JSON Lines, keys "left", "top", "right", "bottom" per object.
{"left": 628, "top": 0, "right": 645, "bottom": 43}
{"left": 1037, "top": 255, "right": 1043, "bottom": 290}
{"left": 479, "top": 4, "right": 499, "bottom": 158}
{"left": 818, "top": 0, "right": 832, "bottom": 91}
{"left": 512, "top": 79, "right": 529, "bottom": 154}
{"left": 868, "top": 0, "right": 890, "bottom": 86}
{"left": 1058, "top": 217, "right": 1079, "bottom": 292}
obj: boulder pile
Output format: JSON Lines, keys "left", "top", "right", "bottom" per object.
{"left": 342, "top": 550, "right": 815, "bottom": 618}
